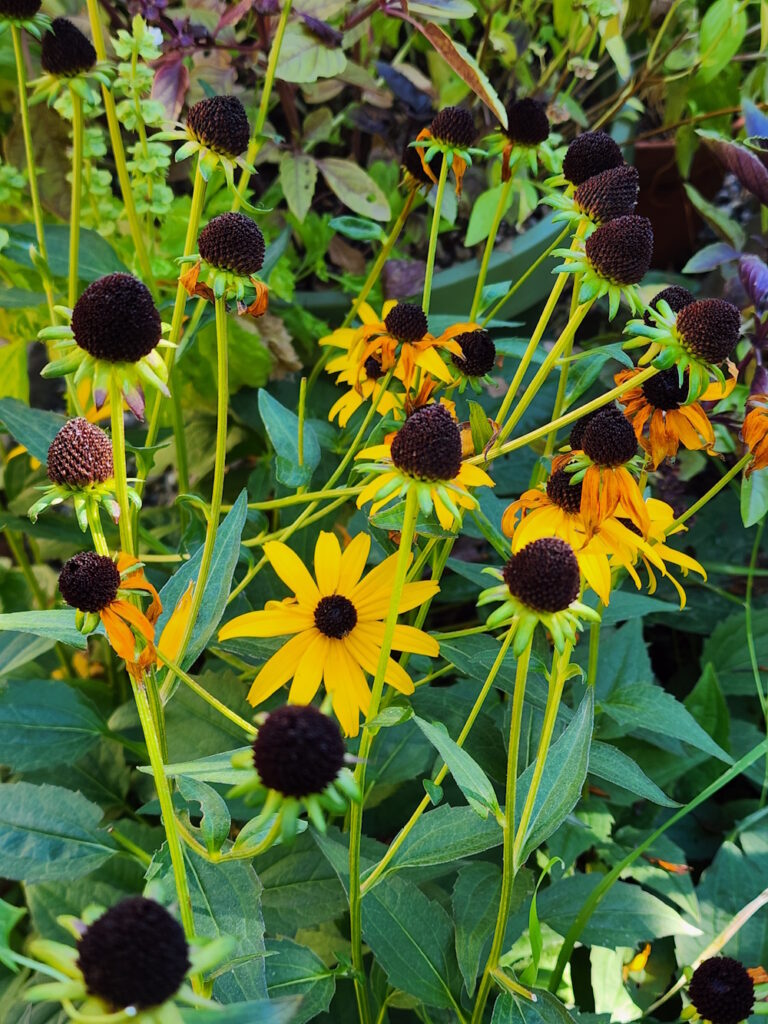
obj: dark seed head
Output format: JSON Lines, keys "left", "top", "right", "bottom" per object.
{"left": 402, "top": 141, "right": 444, "bottom": 186}
{"left": 198, "top": 212, "right": 265, "bottom": 277}
{"left": 253, "top": 705, "right": 345, "bottom": 798}
{"left": 41, "top": 18, "right": 97, "bottom": 77}
{"left": 384, "top": 302, "right": 428, "bottom": 343}
{"left": 563, "top": 130, "right": 624, "bottom": 186}
{"left": 391, "top": 404, "right": 463, "bottom": 481}
{"left": 546, "top": 468, "right": 583, "bottom": 514}
{"left": 676, "top": 298, "right": 741, "bottom": 364}
{"left": 0, "top": 0, "right": 40, "bottom": 18}
{"left": 429, "top": 106, "right": 476, "bottom": 149}
{"left": 314, "top": 594, "right": 358, "bottom": 639}
{"left": 502, "top": 537, "right": 580, "bottom": 613}
{"left": 641, "top": 367, "right": 687, "bottom": 410}
{"left": 504, "top": 97, "right": 549, "bottom": 146}
{"left": 364, "top": 355, "right": 384, "bottom": 381}
{"left": 643, "top": 285, "right": 695, "bottom": 327}
{"left": 72, "top": 273, "right": 161, "bottom": 363}
{"left": 58, "top": 552, "right": 120, "bottom": 614}
{"left": 186, "top": 95, "right": 250, "bottom": 159}
{"left": 581, "top": 406, "right": 639, "bottom": 466}
{"left": 688, "top": 956, "right": 754, "bottom": 1024}
{"left": 451, "top": 329, "right": 496, "bottom": 377}
{"left": 47, "top": 418, "right": 113, "bottom": 487}
{"left": 574, "top": 165, "right": 639, "bottom": 224}
{"left": 584, "top": 215, "right": 653, "bottom": 285}
{"left": 77, "top": 897, "right": 189, "bottom": 1011}
{"left": 569, "top": 408, "right": 603, "bottom": 450}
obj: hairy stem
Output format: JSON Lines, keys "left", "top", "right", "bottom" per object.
{"left": 422, "top": 158, "right": 449, "bottom": 315}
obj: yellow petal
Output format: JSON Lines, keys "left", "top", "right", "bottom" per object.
{"left": 263, "top": 541, "right": 320, "bottom": 606}
{"left": 219, "top": 607, "right": 314, "bottom": 641}
{"left": 314, "top": 531, "right": 342, "bottom": 595}
{"left": 247, "top": 631, "right": 315, "bottom": 705}
{"left": 397, "top": 579, "right": 441, "bottom": 614}
{"left": 288, "top": 633, "right": 327, "bottom": 704}
{"left": 338, "top": 533, "right": 371, "bottom": 593}
{"left": 158, "top": 583, "right": 194, "bottom": 662}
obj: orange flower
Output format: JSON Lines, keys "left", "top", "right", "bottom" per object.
{"left": 742, "top": 394, "right": 768, "bottom": 475}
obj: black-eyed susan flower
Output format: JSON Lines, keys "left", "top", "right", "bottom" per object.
{"left": 401, "top": 139, "right": 444, "bottom": 193}
{"left": 553, "top": 214, "right": 653, "bottom": 318}
{"left": 179, "top": 211, "right": 268, "bottom": 316}
{"left": 742, "top": 394, "right": 768, "bottom": 475}
{"left": 488, "top": 96, "right": 553, "bottom": 178}
{"left": 554, "top": 405, "right": 649, "bottom": 536}
{"left": 355, "top": 404, "right": 494, "bottom": 530}
{"left": 478, "top": 537, "right": 600, "bottom": 655}
{"left": 324, "top": 337, "right": 404, "bottom": 427}
{"left": 615, "top": 366, "right": 728, "bottom": 468}
{"left": 26, "top": 896, "right": 233, "bottom": 1018}
{"left": 413, "top": 106, "right": 484, "bottom": 196}
{"left": 626, "top": 296, "right": 742, "bottom": 402}
{"left": 29, "top": 17, "right": 110, "bottom": 106}
{"left": 218, "top": 531, "right": 439, "bottom": 737}
{"left": 28, "top": 417, "right": 134, "bottom": 529}
{"left": 546, "top": 164, "right": 639, "bottom": 232}
{"left": 228, "top": 705, "right": 360, "bottom": 841}
{"left": 0, "top": 0, "right": 49, "bottom": 38}
{"left": 451, "top": 328, "right": 497, "bottom": 392}
{"left": 58, "top": 551, "right": 161, "bottom": 668}
{"left": 40, "top": 274, "right": 171, "bottom": 420}
{"left": 154, "top": 93, "right": 254, "bottom": 189}
{"left": 561, "top": 129, "right": 624, "bottom": 186}
{"left": 687, "top": 956, "right": 755, "bottom": 1024}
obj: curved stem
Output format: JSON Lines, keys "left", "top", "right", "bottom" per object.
{"left": 109, "top": 373, "right": 134, "bottom": 555}
{"left": 155, "top": 647, "right": 255, "bottom": 738}
{"left": 68, "top": 89, "right": 84, "bottom": 309}
{"left": 470, "top": 175, "right": 513, "bottom": 321}
{"left": 480, "top": 224, "right": 570, "bottom": 328}
{"left": 349, "top": 486, "right": 420, "bottom": 1024}
{"left": 422, "top": 157, "right": 449, "bottom": 315}
{"left": 672, "top": 452, "right": 751, "bottom": 528}
{"left": 11, "top": 26, "right": 55, "bottom": 320}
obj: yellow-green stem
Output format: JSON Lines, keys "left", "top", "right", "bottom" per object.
{"left": 672, "top": 452, "right": 751, "bottom": 528}
{"left": 422, "top": 158, "right": 449, "bottom": 315}
{"left": 109, "top": 374, "right": 134, "bottom": 555}
{"left": 586, "top": 605, "right": 603, "bottom": 687}
{"left": 68, "top": 89, "right": 84, "bottom": 309}
{"left": 155, "top": 647, "right": 255, "bottom": 738}
{"left": 85, "top": 502, "right": 110, "bottom": 557}
{"left": 234, "top": 0, "right": 293, "bottom": 210}
{"left": 480, "top": 225, "right": 570, "bottom": 328}
{"left": 349, "top": 486, "right": 420, "bottom": 1024}
{"left": 85, "top": 0, "right": 154, "bottom": 288}
{"left": 11, "top": 25, "right": 55, "bottom": 321}
{"left": 470, "top": 637, "right": 532, "bottom": 1024}
{"left": 470, "top": 175, "right": 514, "bottom": 321}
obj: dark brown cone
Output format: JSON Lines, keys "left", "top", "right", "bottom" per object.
{"left": 253, "top": 705, "right": 345, "bottom": 797}
{"left": 502, "top": 537, "right": 580, "bottom": 613}
{"left": 429, "top": 106, "right": 476, "bottom": 148}
{"left": 562, "top": 130, "right": 623, "bottom": 185}
{"left": 584, "top": 215, "right": 653, "bottom": 285}
{"left": 676, "top": 298, "right": 741, "bottom": 364}
{"left": 186, "top": 95, "right": 250, "bottom": 158}
{"left": 574, "top": 165, "right": 639, "bottom": 223}
{"left": 47, "top": 418, "right": 113, "bottom": 486}
{"left": 198, "top": 212, "right": 265, "bottom": 276}
{"left": 391, "top": 404, "right": 463, "bottom": 481}
{"left": 72, "top": 274, "right": 161, "bottom": 363}
{"left": 58, "top": 552, "right": 120, "bottom": 613}
{"left": 41, "top": 18, "right": 97, "bottom": 76}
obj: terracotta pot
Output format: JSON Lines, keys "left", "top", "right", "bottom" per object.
{"left": 634, "top": 137, "right": 725, "bottom": 269}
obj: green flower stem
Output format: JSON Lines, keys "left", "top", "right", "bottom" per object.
{"left": 234, "top": 0, "right": 293, "bottom": 210}
{"left": 135, "top": 161, "right": 208, "bottom": 508}
{"left": 5, "top": 529, "right": 46, "bottom": 608}
{"left": 349, "top": 485, "right": 420, "bottom": 1024}
{"left": 163, "top": 296, "right": 229, "bottom": 693}
{"left": 10, "top": 25, "right": 56, "bottom": 321}
{"left": 361, "top": 625, "right": 515, "bottom": 896}
{"left": 170, "top": 386, "right": 190, "bottom": 499}
{"left": 85, "top": 0, "right": 154, "bottom": 289}
{"left": 672, "top": 452, "right": 751, "bottom": 529}
{"left": 477, "top": 365, "right": 659, "bottom": 465}
{"left": 586, "top": 604, "right": 603, "bottom": 687}
{"left": 238, "top": 485, "right": 363, "bottom": 511}
{"left": 132, "top": 675, "right": 199, "bottom": 980}
{"left": 109, "top": 373, "right": 135, "bottom": 555}
{"left": 494, "top": 271, "right": 569, "bottom": 428}
{"left": 85, "top": 502, "right": 110, "bottom": 557}
{"left": 549, "top": 734, "right": 768, "bottom": 994}
{"left": 68, "top": 89, "right": 84, "bottom": 309}
{"left": 496, "top": 300, "right": 593, "bottom": 447}
{"left": 154, "top": 647, "right": 256, "bottom": 738}
{"left": 422, "top": 157, "right": 450, "bottom": 315}
{"left": 470, "top": 174, "right": 514, "bottom": 322}
{"left": 470, "top": 636, "right": 533, "bottom": 1024}
{"left": 480, "top": 224, "right": 570, "bottom": 328}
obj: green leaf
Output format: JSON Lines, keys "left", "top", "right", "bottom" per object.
{"left": 519, "top": 857, "right": 562, "bottom": 988}
{"left": 413, "top": 715, "right": 500, "bottom": 818}
{"left": 702, "top": 609, "right": 768, "bottom": 696}
{"left": 177, "top": 776, "right": 231, "bottom": 855}
{"left": 698, "top": 0, "right": 747, "bottom": 82}
{"left": 0, "top": 224, "right": 128, "bottom": 281}
{"left": 152, "top": 748, "right": 250, "bottom": 785}
{"left": 741, "top": 467, "right": 768, "bottom": 527}
{"left": 156, "top": 491, "right": 248, "bottom": 669}
{"left": 0, "top": 896, "right": 26, "bottom": 970}
{"left": 453, "top": 862, "right": 501, "bottom": 996}
{"left": 0, "top": 397, "right": 66, "bottom": 463}
{"left": 0, "top": 782, "right": 117, "bottom": 882}
{"left": 0, "top": 339, "right": 29, "bottom": 402}
{"left": 259, "top": 832, "right": 346, "bottom": 935}
{"left": 264, "top": 938, "right": 335, "bottom": 1024}
{"left": 0, "top": 633, "right": 60, "bottom": 674}
{"left": 683, "top": 183, "right": 745, "bottom": 249}
{"left": 0, "top": 610, "right": 88, "bottom": 650}
{"left": 329, "top": 215, "right": 386, "bottom": 242}
{"left": 492, "top": 989, "right": 579, "bottom": 1024}
{"left": 179, "top": 1001, "right": 301, "bottom": 1024}
{"left": 0, "top": 286, "right": 47, "bottom": 309}
{"left": 465, "top": 184, "right": 512, "bottom": 247}
{"left": 0, "top": 680, "right": 105, "bottom": 771}
{"left": 318, "top": 159, "right": 391, "bottom": 222}
{"left": 275, "top": 21, "right": 347, "bottom": 83}
{"left": 589, "top": 741, "right": 678, "bottom": 807}
{"left": 279, "top": 153, "right": 318, "bottom": 222}
{"left": 468, "top": 401, "right": 493, "bottom": 452}
{"left": 258, "top": 390, "right": 321, "bottom": 488}
{"left": 685, "top": 663, "right": 730, "bottom": 751}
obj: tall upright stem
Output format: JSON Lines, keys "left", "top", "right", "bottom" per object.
{"left": 85, "top": 0, "right": 155, "bottom": 288}
{"left": 109, "top": 374, "right": 134, "bottom": 555}
{"left": 480, "top": 225, "right": 570, "bottom": 328}
{"left": 422, "top": 158, "right": 449, "bottom": 315}
{"left": 470, "top": 175, "right": 513, "bottom": 321}
{"left": 11, "top": 26, "right": 55, "bottom": 321}
{"left": 68, "top": 89, "right": 84, "bottom": 309}
{"left": 672, "top": 453, "right": 751, "bottom": 528}
{"left": 349, "top": 486, "right": 420, "bottom": 1024}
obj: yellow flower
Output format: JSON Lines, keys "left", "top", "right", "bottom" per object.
{"left": 218, "top": 531, "right": 440, "bottom": 737}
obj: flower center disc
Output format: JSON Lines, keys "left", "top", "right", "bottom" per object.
{"left": 314, "top": 595, "right": 358, "bottom": 638}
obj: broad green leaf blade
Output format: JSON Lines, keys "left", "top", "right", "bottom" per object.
{"left": 492, "top": 989, "right": 579, "bottom": 1023}
{"left": 0, "top": 610, "right": 87, "bottom": 650}
{"left": 0, "top": 632, "right": 65, "bottom": 675}
{"left": 259, "top": 833, "right": 346, "bottom": 935}
{"left": 179, "top": 1001, "right": 301, "bottom": 1024}
{"left": 317, "top": 158, "right": 391, "bottom": 222}
{"left": 0, "top": 782, "right": 117, "bottom": 883}
{"left": 0, "top": 897, "right": 26, "bottom": 970}
{"left": 157, "top": 491, "right": 248, "bottom": 669}
{"left": 0, "top": 397, "right": 66, "bottom": 463}
{"left": 275, "top": 21, "right": 346, "bottom": 83}
{"left": 0, "top": 223, "right": 128, "bottom": 281}
{"left": 0, "top": 680, "right": 105, "bottom": 771}
{"left": 264, "top": 938, "right": 335, "bottom": 1024}
{"left": 741, "top": 466, "right": 768, "bottom": 527}
{"left": 589, "top": 741, "right": 678, "bottom": 807}
{"left": 413, "top": 715, "right": 500, "bottom": 817}
{"left": 279, "top": 153, "right": 318, "bottom": 222}
{"left": 257, "top": 390, "right": 321, "bottom": 488}
{"left": 177, "top": 776, "right": 231, "bottom": 854}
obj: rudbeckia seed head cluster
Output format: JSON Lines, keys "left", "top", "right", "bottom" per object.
{"left": 47, "top": 418, "right": 113, "bottom": 486}
{"left": 502, "top": 537, "right": 581, "bottom": 613}
{"left": 546, "top": 468, "right": 583, "bottom": 513}
{"left": 644, "top": 285, "right": 694, "bottom": 326}
{"left": 186, "top": 94, "right": 250, "bottom": 158}
{"left": 384, "top": 302, "right": 429, "bottom": 343}
{"left": 0, "top": 0, "right": 40, "bottom": 17}
{"left": 641, "top": 367, "right": 688, "bottom": 410}
{"left": 58, "top": 551, "right": 120, "bottom": 613}
{"left": 198, "top": 212, "right": 266, "bottom": 276}
{"left": 504, "top": 97, "right": 550, "bottom": 146}
{"left": 452, "top": 329, "right": 496, "bottom": 377}
{"left": 574, "top": 164, "right": 639, "bottom": 224}
{"left": 429, "top": 105, "right": 476, "bottom": 148}
{"left": 676, "top": 298, "right": 741, "bottom": 363}
{"left": 40, "top": 17, "right": 96, "bottom": 76}
{"left": 391, "top": 404, "right": 463, "bottom": 481}
{"left": 688, "top": 956, "right": 755, "bottom": 1024}
{"left": 562, "top": 129, "right": 623, "bottom": 185}
{"left": 252, "top": 705, "right": 346, "bottom": 798}
{"left": 72, "top": 273, "right": 161, "bottom": 363}
{"left": 584, "top": 215, "right": 653, "bottom": 285}
{"left": 581, "top": 406, "right": 639, "bottom": 466}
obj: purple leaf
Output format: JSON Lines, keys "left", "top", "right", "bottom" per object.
{"left": 216, "top": 0, "right": 256, "bottom": 29}
{"left": 683, "top": 242, "right": 741, "bottom": 274}
{"left": 739, "top": 254, "right": 768, "bottom": 312}
{"left": 151, "top": 56, "right": 190, "bottom": 122}
{"left": 698, "top": 129, "right": 768, "bottom": 206}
